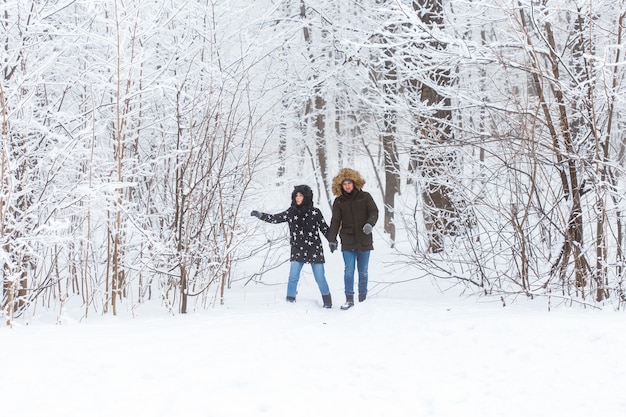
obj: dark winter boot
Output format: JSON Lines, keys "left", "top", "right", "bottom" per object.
{"left": 286, "top": 296, "right": 296, "bottom": 303}
{"left": 322, "top": 294, "right": 332, "bottom": 309}
{"left": 340, "top": 294, "right": 354, "bottom": 310}
{"left": 359, "top": 293, "right": 367, "bottom": 302}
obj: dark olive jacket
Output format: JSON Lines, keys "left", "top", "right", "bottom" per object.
{"left": 328, "top": 188, "right": 379, "bottom": 251}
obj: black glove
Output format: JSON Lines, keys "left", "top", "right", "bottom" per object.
{"left": 328, "top": 242, "right": 338, "bottom": 253}
{"left": 251, "top": 210, "right": 261, "bottom": 218}
{"left": 362, "top": 223, "right": 373, "bottom": 235}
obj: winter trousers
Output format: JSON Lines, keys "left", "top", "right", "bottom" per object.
{"left": 342, "top": 249, "right": 370, "bottom": 297}
{"left": 287, "top": 261, "right": 330, "bottom": 298}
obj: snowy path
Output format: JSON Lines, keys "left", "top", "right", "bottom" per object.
{"left": 2, "top": 285, "right": 625, "bottom": 417}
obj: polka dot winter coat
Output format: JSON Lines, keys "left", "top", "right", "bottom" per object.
{"left": 256, "top": 185, "right": 330, "bottom": 264}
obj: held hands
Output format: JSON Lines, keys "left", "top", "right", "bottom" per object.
{"left": 250, "top": 210, "right": 261, "bottom": 218}
{"left": 362, "top": 223, "right": 373, "bottom": 235}
{"left": 328, "top": 242, "right": 338, "bottom": 253}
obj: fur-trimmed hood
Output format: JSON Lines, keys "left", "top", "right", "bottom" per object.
{"left": 331, "top": 168, "right": 366, "bottom": 197}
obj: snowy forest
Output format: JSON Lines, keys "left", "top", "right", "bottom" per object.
{"left": 1, "top": 0, "right": 625, "bottom": 324}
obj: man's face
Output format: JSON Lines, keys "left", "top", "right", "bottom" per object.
{"left": 342, "top": 181, "right": 354, "bottom": 193}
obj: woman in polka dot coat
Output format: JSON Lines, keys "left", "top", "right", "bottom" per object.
{"left": 251, "top": 185, "right": 333, "bottom": 308}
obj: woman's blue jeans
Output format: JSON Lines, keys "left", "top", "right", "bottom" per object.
{"left": 287, "top": 261, "right": 330, "bottom": 298}
{"left": 342, "top": 249, "right": 370, "bottom": 296}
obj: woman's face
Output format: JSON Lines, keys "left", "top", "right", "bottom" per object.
{"left": 295, "top": 192, "right": 304, "bottom": 205}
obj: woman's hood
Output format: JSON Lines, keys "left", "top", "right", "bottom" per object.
{"left": 291, "top": 184, "right": 313, "bottom": 207}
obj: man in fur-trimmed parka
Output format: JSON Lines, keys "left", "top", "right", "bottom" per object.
{"left": 327, "top": 168, "right": 379, "bottom": 310}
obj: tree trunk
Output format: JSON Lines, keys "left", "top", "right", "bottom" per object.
{"left": 301, "top": 1, "right": 331, "bottom": 206}
{"left": 381, "top": 54, "right": 400, "bottom": 245}
{"left": 412, "top": 0, "right": 459, "bottom": 253}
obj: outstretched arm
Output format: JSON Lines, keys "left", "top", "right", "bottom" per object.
{"left": 251, "top": 209, "right": 289, "bottom": 224}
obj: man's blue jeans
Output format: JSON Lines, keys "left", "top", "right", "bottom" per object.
{"left": 287, "top": 261, "right": 330, "bottom": 298}
{"left": 342, "top": 249, "right": 370, "bottom": 296}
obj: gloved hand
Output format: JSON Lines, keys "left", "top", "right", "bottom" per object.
{"left": 250, "top": 210, "right": 261, "bottom": 218}
{"left": 328, "top": 242, "right": 338, "bottom": 253}
{"left": 362, "top": 223, "right": 373, "bottom": 235}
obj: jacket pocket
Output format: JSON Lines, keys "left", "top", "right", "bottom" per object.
{"left": 339, "top": 228, "right": 356, "bottom": 245}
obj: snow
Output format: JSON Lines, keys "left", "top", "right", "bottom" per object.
{"left": 2, "top": 241, "right": 626, "bottom": 417}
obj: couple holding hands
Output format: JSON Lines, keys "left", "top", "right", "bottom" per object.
{"left": 251, "top": 168, "right": 379, "bottom": 310}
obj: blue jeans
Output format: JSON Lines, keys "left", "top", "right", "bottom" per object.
{"left": 287, "top": 261, "right": 330, "bottom": 298}
{"left": 342, "top": 249, "right": 370, "bottom": 296}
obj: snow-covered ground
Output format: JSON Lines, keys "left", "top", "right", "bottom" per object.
{"left": 2, "top": 237, "right": 625, "bottom": 417}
